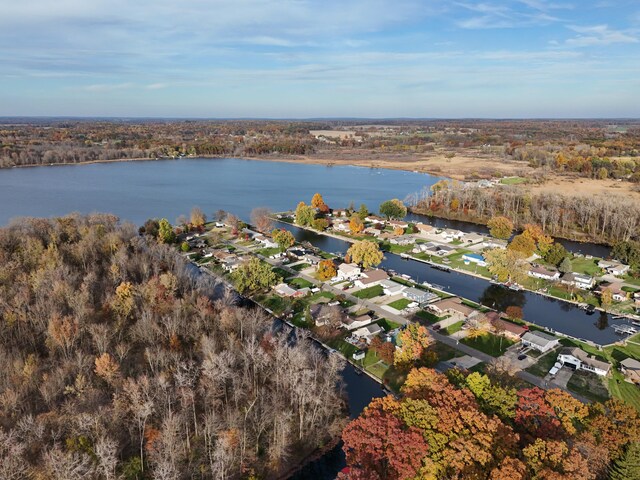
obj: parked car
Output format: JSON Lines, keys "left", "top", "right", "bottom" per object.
{"left": 517, "top": 354, "right": 527, "bottom": 360}
{"left": 432, "top": 324, "right": 442, "bottom": 331}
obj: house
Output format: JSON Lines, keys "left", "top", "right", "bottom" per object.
{"left": 462, "top": 253, "right": 487, "bottom": 267}
{"left": 438, "top": 228, "right": 464, "bottom": 241}
{"left": 221, "top": 256, "right": 243, "bottom": 272}
{"left": 354, "top": 269, "right": 389, "bottom": 288}
{"left": 415, "top": 223, "right": 435, "bottom": 236}
{"left": 414, "top": 242, "right": 455, "bottom": 256}
{"left": 335, "top": 262, "right": 362, "bottom": 281}
{"left": 332, "top": 220, "right": 350, "bottom": 232}
{"left": 390, "top": 236, "right": 416, "bottom": 245}
{"left": 428, "top": 297, "right": 477, "bottom": 319}
{"left": 482, "top": 238, "right": 508, "bottom": 249}
{"left": 287, "top": 248, "right": 307, "bottom": 259}
{"left": 381, "top": 279, "right": 406, "bottom": 296}
{"left": 388, "top": 220, "right": 409, "bottom": 230}
{"left": 521, "top": 331, "right": 559, "bottom": 353}
{"left": 462, "top": 232, "right": 484, "bottom": 244}
{"left": 620, "top": 358, "right": 640, "bottom": 384}
{"left": 363, "top": 227, "right": 382, "bottom": 237}
{"left": 365, "top": 215, "right": 386, "bottom": 223}
{"left": 255, "top": 234, "right": 278, "bottom": 249}
{"left": 274, "top": 283, "right": 297, "bottom": 297}
{"left": 403, "top": 287, "right": 438, "bottom": 305}
{"left": 310, "top": 304, "right": 340, "bottom": 327}
{"left": 342, "top": 314, "right": 374, "bottom": 330}
{"left": 484, "top": 312, "right": 528, "bottom": 339}
{"left": 596, "top": 281, "right": 628, "bottom": 302}
{"left": 557, "top": 347, "right": 611, "bottom": 376}
{"left": 598, "top": 260, "right": 630, "bottom": 277}
{"left": 303, "top": 253, "right": 323, "bottom": 265}
{"left": 528, "top": 265, "right": 560, "bottom": 281}
{"left": 561, "top": 272, "right": 596, "bottom": 289}
{"left": 331, "top": 208, "right": 348, "bottom": 218}
{"left": 352, "top": 324, "right": 383, "bottom": 343}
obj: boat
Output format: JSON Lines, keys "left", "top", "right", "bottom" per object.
{"left": 632, "top": 321, "right": 640, "bottom": 327}
{"left": 612, "top": 324, "right": 638, "bottom": 335}
{"left": 421, "top": 281, "right": 432, "bottom": 288}
{"left": 400, "top": 253, "right": 410, "bottom": 259}
{"left": 433, "top": 264, "right": 451, "bottom": 272}
{"left": 490, "top": 279, "right": 500, "bottom": 285}
{"left": 506, "top": 282, "right": 522, "bottom": 291}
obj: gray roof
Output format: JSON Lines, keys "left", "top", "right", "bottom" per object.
{"left": 621, "top": 358, "right": 640, "bottom": 370}
{"left": 522, "top": 331, "right": 558, "bottom": 347}
{"left": 561, "top": 347, "right": 611, "bottom": 372}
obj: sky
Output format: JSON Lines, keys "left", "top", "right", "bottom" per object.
{"left": 0, "top": 0, "right": 639, "bottom": 118}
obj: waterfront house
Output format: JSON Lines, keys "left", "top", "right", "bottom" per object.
{"left": 354, "top": 269, "right": 389, "bottom": 288}
{"left": 336, "top": 263, "right": 362, "bottom": 281}
{"left": 528, "top": 265, "right": 560, "bottom": 281}
{"left": 352, "top": 323, "right": 383, "bottom": 344}
{"left": 390, "top": 236, "right": 416, "bottom": 246}
{"left": 331, "top": 208, "right": 348, "bottom": 218}
{"left": 332, "top": 220, "right": 350, "bottom": 233}
{"left": 521, "top": 331, "right": 559, "bottom": 353}
{"left": 310, "top": 304, "right": 340, "bottom": 327}
{"left": 402, "top": 287, "right": 438, "bottom": 305}
{"left": 620, "top": 358, "right": 640, "bottom": 384}
{"left": 462, "top": 253, "right": 487, "bottom": 267}
{"left": 389, "top": 220, "right": 409, "bottom": 230}
{"left": 342, "top": 314, "right": 374, "bottom": 331}
{"left": 365, "top": 215, "right": 386, "bottom": 224}
{"left": 363, "top": 226, "right": 382, "bottom": 237}
{"left": 560, "top": 272, "right": 596, "bottom": 289}
{"left": 414, "top": 242, "right": 455, "bottom": 256}
{"left": 381, "top": 279, "right": 406, "bottom": 296}
{"left": 274, "top": 283, "right": 297, "bottom": 297}
{"left": 598, "top": 260, "right": 630, "bottom": 277}
{"left": 415, "top": 223, "right": 435, "bottom": 236}
{"left": 438, "top": 228, "right": 464, "bottom": 241}
{"left": 352, "top": 350, "right": 366, "bottom": 361}
{"left": 303, "top": 253, "right": 323, "bottom": 265}
{"left": 255, "top": 234, "right": 278, "bottom": 249}
{"left": 596, "top": 281, "right": 628, "bottom": 302}
{"left": 462, "top": 232, "right": 484, "bottom": 244}
{"left": 483, "top": 312, "right": 528, "bottom": 339}
{"left": 557, "top": 347, "right": 611, "bottom": 376}
{"left": 482, "top": 238, "right": 508, "bottom": 249}
{"left": 428, "top": 297, "right": 477, "bottom": 319}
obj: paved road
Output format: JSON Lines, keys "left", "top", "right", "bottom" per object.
{"left": 230, "top": 241, "right": 591, "bottom": 402}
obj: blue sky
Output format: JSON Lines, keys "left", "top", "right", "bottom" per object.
{"left": 1, "top": 0, "right": 639, "bottom": 117}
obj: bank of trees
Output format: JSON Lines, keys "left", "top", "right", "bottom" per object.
{"left": 0, "top": 214, "right": 344, "bottom": 478}
{"left": 413, "top": 181, "right": 640, "bottom": 245}
{"left": 341, "top": 367, "right": 640, "bottom": 480}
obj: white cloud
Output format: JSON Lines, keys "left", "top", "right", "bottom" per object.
{"left": 565, "top": 24, "right": 638, "bottom": 46}
{"left": 83, "top": 83, "right": 133, "bottom": 92}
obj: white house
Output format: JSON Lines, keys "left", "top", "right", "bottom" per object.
{"left": 388, "top": 220, "right": 409, "bottom": 230}
{"left": 352, "top": 323, "right": 383, "bottom": 343}
{"left": 415, "top": 223, "right": 435, "bottom": 237}
{"left": 438, "top": 228, "right": 464, "bottom": 241}
{"left": 462, "top": 253, "right": 487, "bottom": 267}
{"left": 342, "top": 314, "right": 374, "bottom": 331}
{"left": 336, "top": 263, "right": 362, "bottom": 281}
{"left": 528, "top": 265, "right": 560, "bottom": 281}
{"left": 333, "top": 220, "right": 350, "bottom": 233}
{"left": 620, "top": 358, "right": 640, "bottom": 384}
{"left": 402, "top": 287, "right": 438, "bottom": 305}
{"left": 255, "top": 234, "right": 278, "bottom": 249}
{"left": 274, "top": 283, "right": 297, "bottom": 297}
{"left": 462, "top": 232, "right": 485, "bottom": 244}
{"left": 561, "top": 273, "right": 596, "bottom": 289}
{"left": 598, "top": 260, "right": 630, "bottom": 277}
{"left": 354, "top": 269, "right": 389, "bottom": 288}
{"left": 482, "top": 238, "right": 508, "bottom": 249}
{"left": 381, "top": 279, "right": 406, "bottom": 296}
{"left": 521, "top": 331, "right": 559, "bottom": 353}
{"left": 558, "top": 347, "right": 611, "bottom": 376}
{"left": 390, "top": 236, "right": 416, "bottom": 246}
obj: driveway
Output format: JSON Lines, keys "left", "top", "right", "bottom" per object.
{"left": 502, "top": 344, "right": 536, "bottom": 370}
{"left": 547, "top": 366, "right": 574, "bottom": 389}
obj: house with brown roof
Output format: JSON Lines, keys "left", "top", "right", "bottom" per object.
{"left": 484, "top": 312, "right": 528, "bottom": 339}
{"left": 415, "top": 223, "right": 435, "bottom": 236}
{"left": 620, "top": 358, "right": 640, "bottom": 384}
{"left": 354, "top": 269, "right": 389, "bottom": 288}
{"left": 558, "top": 347, "right": 611, "bottom": 376}
{"left": 528, "top": 265, "right": 560, "bottom": 281}
{"left": 596, "top": 281, "right": 628, "bottom": 302}
{"left": 428, "top": 297, "right": 477, "bottom": 318}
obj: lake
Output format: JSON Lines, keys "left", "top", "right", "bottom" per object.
{"left": 0, "top": 158, "right": 440, "bottom": 226}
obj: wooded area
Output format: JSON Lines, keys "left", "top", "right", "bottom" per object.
{"left": 0, "top": 214, "right": 344, "bottom": 479}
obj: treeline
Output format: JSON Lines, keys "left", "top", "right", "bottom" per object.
{"left": 0, "top": 214, "right": 343, "bottom": 479}
{"left": 341, "top": 367, "right": 640, "bottom": 479}
{"left": 411, "top": 181, "right": 640, "bottom": 245}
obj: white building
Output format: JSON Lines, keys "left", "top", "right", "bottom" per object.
{"left": 528, "top": 265, "right": 560, "bottom": 281}
{"left": 352, "top": 324, "right": 383, "bottom": 343}
{"left": 402, "top": 287, "right": 438, "bottom": 305}
{"left": 462, "top": 253, "right": 487, "bottom": 267}
{"left": 336, "top": 263, "right": 362, "bottom": 281}
{"left": 598, "top": 260, "right": 630, "bottom": 277}
{"left": 381, "top": 279, "right": 406, "bottom": 296}
{"left": 354, "top": 269, "right": 389, "bottom": 289}
{"left": 521, "top": 331, "right": 559, "bottom": 353}
{"left": 561, "top": 273, "right": 596, "bottom": 289}
{"left": 558, "top": 347, "right": 611, "bottom": 376}
{"left": 255, "top": 234, "right": 279, "bottom": 249}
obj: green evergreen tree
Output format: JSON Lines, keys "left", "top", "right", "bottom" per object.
{"left": 610, "top": 442, "right": 640, "bottom": 480}
{"left": 158, "top": 218, "right": 176, "bottom": 244}
{"left": 559, "top": 256, "right": 573, "bottom": 274}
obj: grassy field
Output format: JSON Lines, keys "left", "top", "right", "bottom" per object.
{"left": 353, "top": 285, "right": 384, "bottom": 299}
{"left": 288, "top": 277, "right": 313, "bottom": 289}
{"left": 500, "top": 176, "right": 528, "bottom": 185}
{"left": 387, "top": 298, "right": 412, "bottom": 310}
{"left": 570, "top": 257, "right": 603, "bottom": 276}
{"left": 568, "top": 370, "right": 610, "bottom": 402}
{"left": 441, "top": 320, "right": 465, "bottom": 336}
{"left": 414, "top": 310, "right": 446, "bottom": 324}
{"left": 377, "top": 318, "right": 402, "bottom": 331}
{"left": 525, "top": 349, "right": 559, "bottom": 377}
{"left": 257, "top": 247, "right": 281, "bottom": 257}
{"left": 326, "top": 336, "right": 358, "bottom": 359}
{"left": 291, "top": 262, "right": 311, "bottom": 271}
{"left": 271, "top": 267, "right": 291, "bottom": 278}
{"left": 461, "top": 333, "right": 516, "bottom": 357}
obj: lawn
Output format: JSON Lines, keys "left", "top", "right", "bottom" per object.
{"left": 387, "top": 243, "right": 414, "bottom": 254}
{"left": 259, "top": 295, "right": 290, "bottom": 316}
{"left": 367, "top": 362, "right": 390, "bottom": 380}
{"left": 461, "top": 333, "right": 516, "bottom": 357}
{"left": 291, "top": 262, "right": 311, "bottom": 272}
{"left": 387, "top": 298, "right": 412, "bottom": 310}
{"left": 326, "top": 337, "right": 358, "bottom": 359}
{"left": 257, "top": 247, "right": 281, "bottom": 257}
{"left": 500, "top": 176, "right": 528, "bottom": 185}
{"left": 568, "top": 370, "right": 610, "bottom": 403}
{"left": 609, "top": 372, "right": 640, "bottom": 411}
{"left": 525, "top": 349, "right": 559, "bottom": 378}
{"left": 306, "top": 291, "right": 335, "bottom": 304}
{"left": 430, "top": 341, "right": 459, "bottom": 362}
{"left": 288, "top": 277, "right": 314, "bottom": 289}
{"left": 377, "top": 318, "right": 402, "bottom": 331}
{"left": 271, "top": 267, "right": 291, "bottom": 279}
{"left": 353, "top": 285, "right": 384, "bottom": 299}
{"left": 570, "top": 257, "right": 603, "bottom": 276}
{"left": 441, "top": 320, "right": 465, "bottom": 336}
{"left": 414, "top": 310, "right": 444, "bottom": 324}
{"left": 382, "top": 365, "right": 408, "bottom": 392}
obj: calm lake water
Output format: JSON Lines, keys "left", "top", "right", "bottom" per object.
{"left": 0, "top": 158, "right": 439, "bottom": 226}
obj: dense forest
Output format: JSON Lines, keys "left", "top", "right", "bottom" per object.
{"left": 340, "top": 367, "right": 640, "bottom": 479}
{"left": 411, "top": 181, "right": 640, "bottom": 246}
{"left": 0, "top": 214, "right": 344, "bottom": 479}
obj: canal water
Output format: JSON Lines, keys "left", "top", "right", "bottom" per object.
{"left": 281, "top": 223, "right": 631, "bottom": 346}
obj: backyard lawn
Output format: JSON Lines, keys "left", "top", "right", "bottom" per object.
{"left": 377, "top": 318, "right": 402, "bottom": 331}
{"left": 461, "top": 333, "right": 516, "bottom": 357}
{"left": 353, "top": 285, "right": 384, "bottom": 299}
{"left": 257, "top": 247, "right": 281, "bottom": 257}
{"left": 525, "top": 349, "right": 559, "bottom": 377}
{"left": 570, "top": 257, "right": 603, "bottom": 276}
{"left": 441, "top": 320, "right": 465, "bottom": 336}
{"left": 291, "top": 262, "right": 311, "bottom": 271}
{"left": 568, "top": 370, "right": 610, "bottom": 403}
{"left": 288, "top": 277, "right": 314, "bottom": 289}
{"left": 387, "top": 298, "right": 412, "bottom": 310}
{"left": 415, "top": 310, "right": 445, "bottom": 324}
